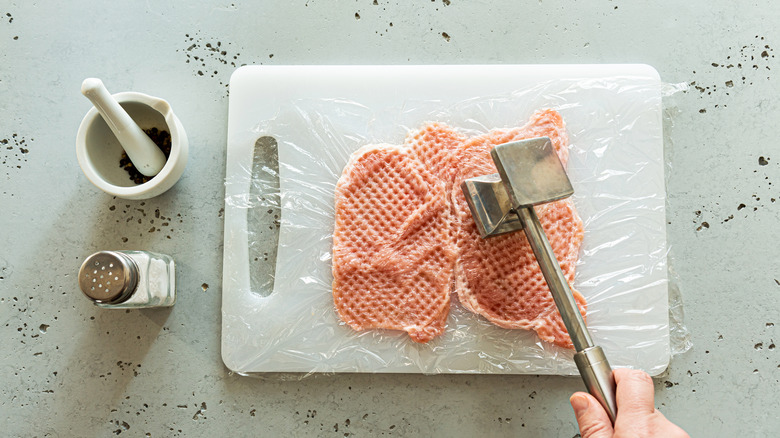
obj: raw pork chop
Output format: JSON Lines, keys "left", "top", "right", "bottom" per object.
{"left": 332, "top": 144, "right": 456, "bottom": 343}
{"left": 451, "top": 109, "right": 587, "bottom": 349}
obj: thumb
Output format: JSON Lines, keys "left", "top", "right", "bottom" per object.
{"left": 570, "top": 392, "right": 614, "bottom": 438}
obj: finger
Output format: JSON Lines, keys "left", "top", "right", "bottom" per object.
{"left": 652, "top": 409, "right": 692, "bottom": 438}
{"left": 570, "top": 392, "right": 614, "bottom": 438}
{"left": 613, "top": 368, "right": 655, "bottom": 416}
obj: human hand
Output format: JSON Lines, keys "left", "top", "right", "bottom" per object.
{"left": 570, "top": 368, "right": 689, "bottom": 438}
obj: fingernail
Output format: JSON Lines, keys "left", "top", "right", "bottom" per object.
{"left": 570, "top": 394, "right": 589, "bottom": 416}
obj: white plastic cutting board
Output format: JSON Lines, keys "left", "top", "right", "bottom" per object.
{"left": 222, "top": 65, "right": 669, "bottom": 375}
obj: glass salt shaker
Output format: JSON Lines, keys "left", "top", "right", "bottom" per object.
{"left": 78, "top": 250, "right": 176, "bottom": 308}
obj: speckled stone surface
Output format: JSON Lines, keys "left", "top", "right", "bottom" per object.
{"left": 1, "top": 2, "right": 778, "bottom": 436}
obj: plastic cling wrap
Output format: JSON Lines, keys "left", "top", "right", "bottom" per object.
{"left": 223, "top": 68, "right": 687, "bottom": 376}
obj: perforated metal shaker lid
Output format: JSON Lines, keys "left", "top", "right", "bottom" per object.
{"left": 78, "top": 251, "right": 138, "bottom": 304}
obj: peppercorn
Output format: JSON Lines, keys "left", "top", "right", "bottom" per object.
{"left": 119, "top": 128, "right": 172, "bottom": 184}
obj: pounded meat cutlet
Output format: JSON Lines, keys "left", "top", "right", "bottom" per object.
{"left": 450, "top": 110, "right": 586, "bottom": 349}
{"left": 332, "top": 144, "right": 456, "bottom": 343}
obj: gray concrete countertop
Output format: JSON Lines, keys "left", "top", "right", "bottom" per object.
{"left": 1, "top": 2, "right": 778, "bottom": 436}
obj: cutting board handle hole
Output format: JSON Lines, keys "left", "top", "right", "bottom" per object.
{"left": 248, "top": 136, "right": 280, "bottom": 297}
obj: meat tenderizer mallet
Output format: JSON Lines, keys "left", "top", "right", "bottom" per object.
{"left": 81, "top": 78, "right": 167, "bottom": 177}
{"left": 461, "top": 136, "right": 618, "bottom": 423}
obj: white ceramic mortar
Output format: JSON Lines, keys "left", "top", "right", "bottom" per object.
{"left": 76, "top": 91, "right": 188, "bottom": 200}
